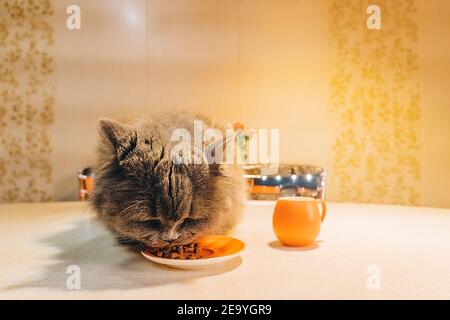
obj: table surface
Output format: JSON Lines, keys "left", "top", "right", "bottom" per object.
{"left": 0, "top": 201, "right": 449, "bottom": 299}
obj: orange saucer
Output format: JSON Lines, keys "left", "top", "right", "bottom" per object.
{"left": 141, "top": 235, "right": 245, "bottom": 269}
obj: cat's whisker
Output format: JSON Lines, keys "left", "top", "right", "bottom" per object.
{"left": 118, "top": 200, "right": 146, "bottom": 217}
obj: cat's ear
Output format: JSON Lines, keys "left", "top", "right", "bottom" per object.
{"left": 98, "top": 118, "right": 136, "bottom": 150}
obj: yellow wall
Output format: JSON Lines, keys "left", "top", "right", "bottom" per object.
{"left": 330, "top": 0, "right": 422, "bottom": 205}
{"left": 0, "top": 0, "right": 449, "bottom": 208}
{"left": 0, "top": 0, "right": 54, "bottom": 202}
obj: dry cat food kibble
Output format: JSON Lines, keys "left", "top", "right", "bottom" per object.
{"left": 148, "top": 243, "right": 206, "bottom": 260}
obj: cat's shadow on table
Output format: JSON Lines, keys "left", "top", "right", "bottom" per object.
{"left": 5, "top": 217, "right": 242, "bottom": 291}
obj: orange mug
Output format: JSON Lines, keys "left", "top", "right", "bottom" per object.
{"left": 273, "top": 197, "right": 326, "bottom": 247}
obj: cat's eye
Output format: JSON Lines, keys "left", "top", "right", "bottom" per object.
{"left": 148, "top": 219, "right": 161, "bottom": 229}
{"left": 181, "top": 218, "right": 201, "bottom": 228}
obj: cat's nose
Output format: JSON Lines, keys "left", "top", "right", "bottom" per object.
{"left": 159, "top": 230, "right": 180, "bottom": 242}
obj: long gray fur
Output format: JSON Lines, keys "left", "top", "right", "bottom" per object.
{"left": 91, "top": 112, "right": 245, "bottom": 248}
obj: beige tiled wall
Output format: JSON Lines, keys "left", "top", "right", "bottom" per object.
{"left": 418, "top": 0, "right": 450, "bottom": 209}
{"left": 52, "top": 0, "right": 148, "bottom": 200}
{"left": 1, "top": 0, "right": 450, "bottom": 208}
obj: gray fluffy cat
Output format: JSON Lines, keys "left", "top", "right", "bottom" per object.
{"left": 91, "top": 112, "right": 244, "bottom": 248}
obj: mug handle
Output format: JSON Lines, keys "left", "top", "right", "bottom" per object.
{"left": 317, "top": 200, "right": 327, "bottom": 222}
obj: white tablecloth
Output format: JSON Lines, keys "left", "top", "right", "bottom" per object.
{"left": 0, "top": 201, "right": 449, "bottom": 299}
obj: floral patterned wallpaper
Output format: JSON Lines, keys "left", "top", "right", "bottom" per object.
{"left": 330, "top": 0, "right": 421, "bottom": 205}
{"left": 0, "top": 0, "right": 54, "bottom": 202}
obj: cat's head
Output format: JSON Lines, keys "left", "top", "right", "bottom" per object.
{"left": 92, "top": 118, "right": 235, "bottom": 247}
